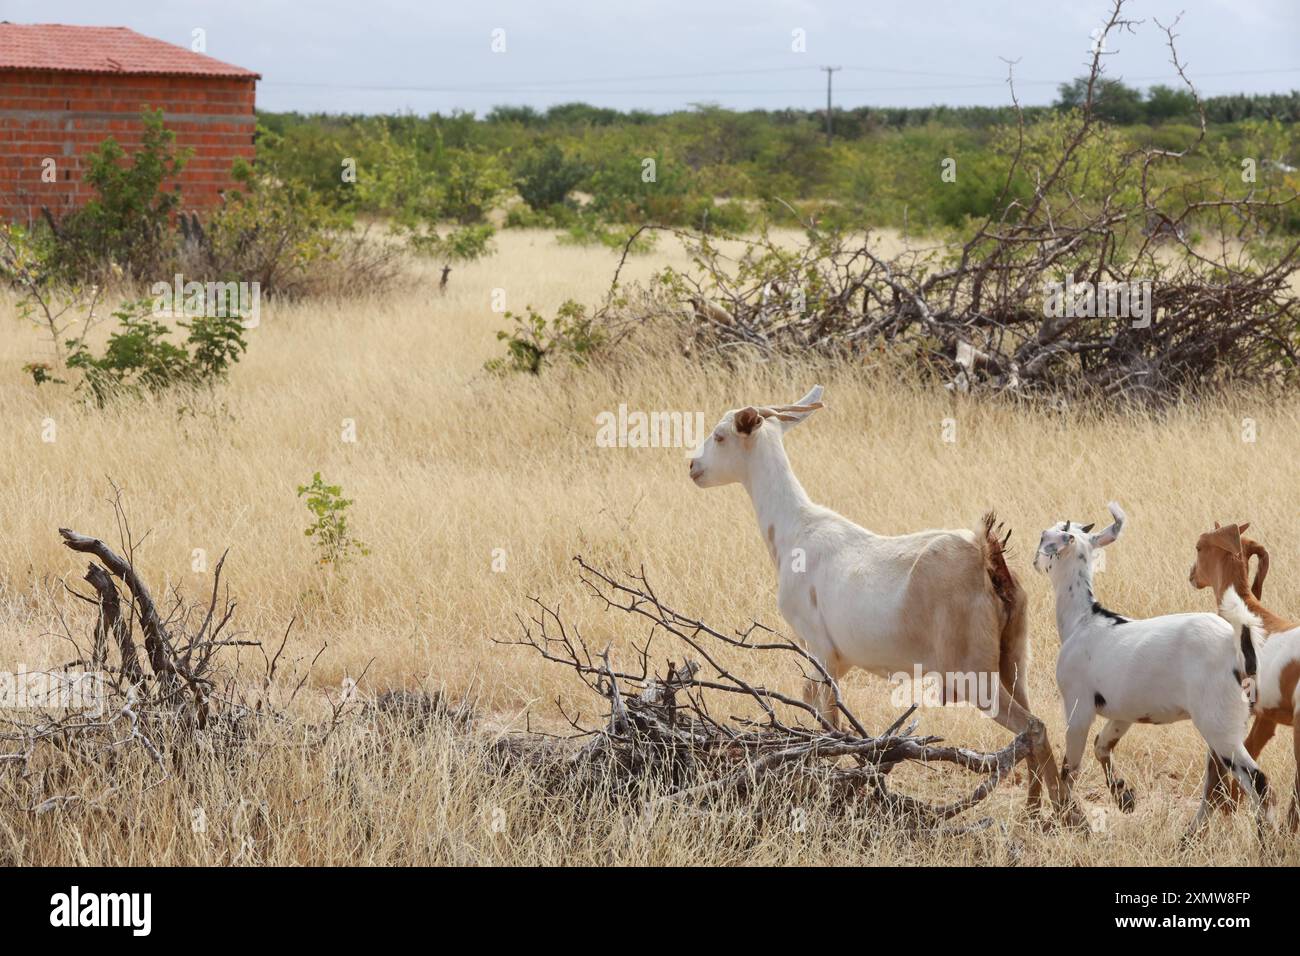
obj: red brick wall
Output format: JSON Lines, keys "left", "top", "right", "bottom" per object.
{"left": 0, "top": 69, "right": 256, "bottom": 226}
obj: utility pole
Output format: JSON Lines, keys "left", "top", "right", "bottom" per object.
{"left": 821, "top": 66, "right": 841, "bottom": 147}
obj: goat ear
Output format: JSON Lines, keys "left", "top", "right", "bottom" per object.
{"left": 793, "top": 384, "right": 823, "bottom": 407}
{"left": 1238, "top": 521, "right": 1250, "bottom": 534}
{"left": 764, "top": 384, "right": 824, "bottom": 432}
{"left": 1091, "top": 501, "right": 1126, "bottom": 548}
{"left": 1207, "top": 523, "right": 1242, "bottom": 556}
{"left": 1080, "top": 523, "right": 1095, "bottom": 533}
{"left": 734, "top": 406, "right": 764, "bottom": 436}
{"left": 1213, "top": 521, "right": 1221, "bottom": 529}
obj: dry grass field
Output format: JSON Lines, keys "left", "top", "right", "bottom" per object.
{"left": 1, "top": 228, "right": 1297, "bottom": 865}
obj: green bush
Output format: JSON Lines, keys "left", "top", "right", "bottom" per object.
{"left": 931, "top": 151, "right": 1032, "bottom": 227}
{"left": 437, "top": 148, "right": 512, "bottom": 225}
{"left": 485, "top": 300, "right": 604, "bottom": 374}
{"left": 196, "top": 158, "right": 351, "bottom": 296}
{"left": 409, "top": 222, "right": 495, "bottom": 262}
{"left": 506, "top": 202, "right": 582, "bottom": 229}
{"left": 350, "top": 128, "right": 503, "bottom": 261}
{"left": 586, "top": 149, "right": 696, "bottom": 224}
{"left": 556, "top": 218, "right": 658, "bottom": 252}
{"left": 700, "top": 199, "right": 754, "bottom": 234}
{"left": 297, "top": 473, "right": 369, "bottom": 567}
{"left": 252, "top": 121, "right": 359, "bottom": 209}
{"left": 52, "top": 109, "right": 190, "bottom": 280}
{"left": 61, "top": 299, "right": 247, "bottom": 406}
{"left": 514, "top": 143, "right": 588, "bottom": 211}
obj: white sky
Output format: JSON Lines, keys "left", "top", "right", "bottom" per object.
{"left": 6, "top": 0, "right": 1299, "bottom": 114}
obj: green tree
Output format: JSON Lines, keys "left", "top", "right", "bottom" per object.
{"left": 514, "top": 143, "right": 588, "bottom": 211}
{"left": 1055, "top": 78, "right": 1145, "bottom": 125}
{"left": 1145, "top": 85, "right": 1196, "bottom": 123}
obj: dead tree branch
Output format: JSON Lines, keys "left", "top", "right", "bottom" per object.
{"left": 497, "top": 556, "right": 1037, "bottom": 829}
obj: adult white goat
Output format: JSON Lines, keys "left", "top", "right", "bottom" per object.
{"left": 688, "top": 385, "right": 1070, "bottom": 819}
{"left": 1034, "top": 503, "right": 1269, "bottom": 838}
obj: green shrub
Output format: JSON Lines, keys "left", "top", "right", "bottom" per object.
{"left": 350, "top": 128, "right": 503, "bottom": 262}
{"left": 439, "top": 148, "right": 512, "bottom": 225}
{"left": 485, "top": 300, "right": 604, "bottom": 374}
{"left": 586, "top": 149, "right": 696, "bottom": 224}
{"left": 505, "top": 202, "right": 579, "bottom": 229}
{"left": 250, "top": 101, "right": 1300, "bottom": 241}
{"left": 53, "top": 109, "right": 190, "bottom": 280}
{"left": 409, "top": 222, "right": 495, "bottom": 262}
{"left": 61, "top": 299, "right": 247, "bottom": 406}
{"left": 514, "top": 143, "right": 588, "bottom": 211}
{"left": 930, "top": 150, "right": 1032, "bottom": 227}
{"left": 252, "top": 121, "right": 359, "bottom": 209}
{"left": 297, "top": 473, "right": 369, "bottom": 567}
{"left": 699, "top": 199, "right": 754, "bottom": 234}
{"left": 194, "top": 158, "right": 352, "bottom": 296}
{"left": 556, "top": 219, "right": 658, "bottom": 252}
{"left": 183, "top": 156, "right": 408, "bottom": 299}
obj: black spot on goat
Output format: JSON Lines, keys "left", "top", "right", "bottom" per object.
{"left": 1091, "top": 601, "right": 1129, "bottom": 625}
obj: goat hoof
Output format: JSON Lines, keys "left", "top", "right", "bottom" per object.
{"left": 1025, "top": 806, "right": 1058, "bottom": 832}
{"left": 1061, "top": 808, "right": 1090, "bottom": 832}
{"left": 1117, "top": 786, "right": 1136, "bottom": 814}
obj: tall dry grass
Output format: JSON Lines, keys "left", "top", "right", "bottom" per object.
{"left": 0, "top": 229, "right": 1295, "bottom": 865}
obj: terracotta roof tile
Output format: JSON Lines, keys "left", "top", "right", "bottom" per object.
{"left": 0, "top": 23, "right": 260, "bottom": 79}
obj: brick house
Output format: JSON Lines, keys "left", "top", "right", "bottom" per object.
{"left": 0, "top": 23, "right": 259, "bottom": 226}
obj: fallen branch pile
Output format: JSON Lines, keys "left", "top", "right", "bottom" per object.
{"left": 498, "top": 556, "right": 1033, "bottom": 828}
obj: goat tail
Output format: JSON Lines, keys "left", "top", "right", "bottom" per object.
{"left": 981, "top": 511, "right": 1030, "bottom": 708}
{"left": 1218, "top": 588, "right": 1263, "bottom": 680}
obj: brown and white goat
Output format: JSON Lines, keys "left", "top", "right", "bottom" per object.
{"left": 1191, "top": 522, "right": 1300, "bottom": 830}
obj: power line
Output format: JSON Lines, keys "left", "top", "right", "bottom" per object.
{"left": 260, "top": 65, "right": 1300, "bottom": 96}
{"left": 262, "top": 64, "right": 1017, "bottom": 92}
{"left": 267, "top": 65, "right": 816, "bottom": 92}
{"left": 839, "top": 66, "right": 1009, "bottom": 80}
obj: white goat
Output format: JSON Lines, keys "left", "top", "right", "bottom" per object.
{"left": 688, "top": 385, "right": 1070, "bottom": 818}
{"left": 1034, "top": 502, "right": 1268, "bottom": 837}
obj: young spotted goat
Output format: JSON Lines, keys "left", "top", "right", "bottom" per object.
{"left": 1036, "top": 503, "right": 1268, "bottom": 837}
{"left": 1191, "top": 522, "right": 1300, "bottom": 830}
{"left": 688, "top": 385, "right": 1071, "bottom": 819}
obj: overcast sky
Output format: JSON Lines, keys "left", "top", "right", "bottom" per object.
{"left": 8, "top": 1, "right": 1299, "bottom": 114}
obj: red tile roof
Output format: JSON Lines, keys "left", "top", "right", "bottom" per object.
{"left": 0, "top": 23, "right": 260, "bottom": 79}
